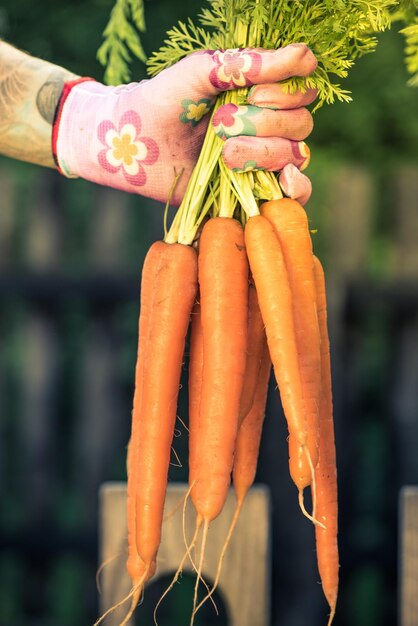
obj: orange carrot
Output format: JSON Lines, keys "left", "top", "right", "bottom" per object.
{"left": 97, "top": 244, "right": 159, "bottom": 626}
{"left": 194, "top": 311, "right": 271, "bottom": 616}
{"left": 313, "top": 255, "right": 339, "bottom": 625}
{"left": 188, "top": 217, "right": 248, "bottom": 623}
{"left": 237, "top": 280, "right": 268, "bottom": 427}
{"left": 244, "top": 214, "right": 307, "bottom": 450}
{"left": 126, "top": 242, "right": 158, "bottom": 591}
{"left": 260, "top": 198, "right": 321, "bottom": 490}
{"left": 125, "top": 241, "right": 198, "bottom": 620}
{"left": 188, "top": 298, "right": 203, "bottom": 492}
{"left": 190, "top": 217, "right": 249, "bottom": 523}
{"left": 134, "top": 241, "right": 198, "bottom": 558}
{"left": 233, "top": 337, "right": 271, "bottom": 503}
{"left": 244, "top": 213, "right": 325, "bottom": 527}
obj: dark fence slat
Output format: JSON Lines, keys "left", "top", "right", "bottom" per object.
{"left": 90, "top": 188, "right": 130, "bottom": 271}
{"left": 0, "top": 169, "right": 16, "bottom": 268}
{"left": 25, "top": 171, "right": 62, "bottom": 270}
{"left": 71, "top": 320, "right": 125, "bottom": 528}
{"left": 19, "top": 314, "right": 58, "bottom": 524}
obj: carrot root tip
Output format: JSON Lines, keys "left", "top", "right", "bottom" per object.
{"left": 92, "top": 572, "right": 145, "bottom": 626}
{"left": 326, "top": 604, "right": 337, "bottom": 626}
{"left": 154, "top": 517, "right": 204, "bottom": 626}
{"left": 190, "top": 519, "right": 210, "bottom": 626}
{"left": 194, "top": 500, "right": 243, "bottom": 616}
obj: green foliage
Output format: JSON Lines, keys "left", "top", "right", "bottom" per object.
{"left": 146, "top": 0, "right": 404, "bottom": 108}
{"left": 97, "top": 0, "right": 147, "bottom": 85}
{"left": 99, "top": 0, "right": 418, "bottom": 101}
{"left": 311, "top": 27, "right": 418, "bottom": 164}
{"left": 401, "top": 7, "right": 418, "bottom": 87}
{"left": 146, "top": 19, "right": 213, "bottom": 75}
{"left": 400, "top": 19, "right": 418, "bottom": 85}
{"left": 393, "top": 0, "right": 418, "bottom": 85}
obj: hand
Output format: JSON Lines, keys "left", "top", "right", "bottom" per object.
{"left": 54, "top": 44, "right": 317, "bottom": 206}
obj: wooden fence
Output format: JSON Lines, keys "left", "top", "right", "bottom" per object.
{"left": 0, "top": 160, "right": 417, "bottom": 626}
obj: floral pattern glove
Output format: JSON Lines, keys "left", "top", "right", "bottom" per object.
{"left": 54, "top": 44, "right": 317, "bottom": 206}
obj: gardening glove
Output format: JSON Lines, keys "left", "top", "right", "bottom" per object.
{"left": 53, "top": 44, "right": 317, "bottom": 206}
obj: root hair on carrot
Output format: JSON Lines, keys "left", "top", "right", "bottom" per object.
{"left": 176, "top": 414, "right": 190, "bottom": 433}
{"left": 182, "top": 484, "right": 203, "bottom": 573}
{"left": 182, "top": 489, "right": 216, "bottom": 611}
{"left": 190, "top": 519, "right": 210, "bottom": 626}
{"left": 153, "top": 523, "right": 200, "bottom": 626}
{"left": 154, "top": 488, "right": 217, "bottom": 626}
{"left": 304, "top": 443, "right": 318, "bottom": 522}
{"left": 327, "top": 605, "right": 336, "bottom": 626}
{"left": 170, "top": 446, "right": 183, "bottom": 468}
{"left": 93, "top": 565, "right": 149, "bottom": 626}
{"left": 163, "top": 495, "right": 186, "bottom": 523}
{"left": 297, "top": 446, "right": 325, "bottom": 529}
{"left": 95, "top": 552, "right": 121, "bottom": 594}
{"left": 194, "top": 499, "right": 243, "bottom": 616}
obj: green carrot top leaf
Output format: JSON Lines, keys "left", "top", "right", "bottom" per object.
{"left": 395, "top": 0, "right": 418, "bottom": 85}
{"left": 97, "top": 0, "right": 147, "bottom": 85}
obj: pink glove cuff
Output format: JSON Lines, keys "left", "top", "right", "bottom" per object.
{"left": 52, "top": 77, "right": 97, "bottom": 176}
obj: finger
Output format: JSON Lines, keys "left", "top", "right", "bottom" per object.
{"left": 188, "top": 44, "right": 317, "bottom": 95}
{"left": 248, "top": 84, "right": 318, "bottom": 110}
{"left": 279, "top": 163, "right": 312, "bottom": 205}
{"left": 212, "top": 104, "right": 313, "bottom": 141}
{"left": 222, "top": 137, "right": 310, "bottom": 172}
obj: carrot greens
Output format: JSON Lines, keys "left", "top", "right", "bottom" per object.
{"left": 98, "top": 1, "right": 418, "bottom": 93}
{"left": 97, "top": 0, "right": 418, "bottom": 244}
{"left": 148, "top": 0, "right": 399, "bottom": 108}
{"left": 97, "top": 0, "right": 147, "bottom": 85}
{"left": 396, "top": 0, "right": 418, "bottom": 85}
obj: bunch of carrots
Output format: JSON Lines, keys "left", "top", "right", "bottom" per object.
{"left": 92, "top": 0, "right": 418, "bottom": 623}
{"left": 95, "top": 186, "right": 339, "bottom": 626}
{"left": 94, "top": 17, "right": 341, "bottom": 626}
{"left": 96, "top": 1, "right": 418, "bottom": 623}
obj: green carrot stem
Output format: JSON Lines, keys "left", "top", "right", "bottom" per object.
{"left": 254, "top": 170, "right": 284, "bottom": 201}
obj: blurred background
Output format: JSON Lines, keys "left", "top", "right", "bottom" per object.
{"left": 0, "top": 1, "right": 417, "bottom": 625}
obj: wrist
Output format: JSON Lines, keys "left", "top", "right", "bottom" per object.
{"left": 52, "top": 77, "right": 101, "bottom": 177}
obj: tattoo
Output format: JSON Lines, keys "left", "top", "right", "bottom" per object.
{"left": 0, "top": 64, "right": 28, "bottom": 110}
{"left": 0, "top": 42, "right": 78, "bottom": 168}
{"left": 36, "top": 71, "right": 66, "bottom": 124}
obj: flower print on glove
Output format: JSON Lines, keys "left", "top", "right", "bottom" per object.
{"left": 212, "top": 103, "right": 258, "bottom": 140}
{"left": 97, "top": 110, "right": 158, "bottom": 186}
{"left": 208, "top": 49, "right": 263, "bottom": 90}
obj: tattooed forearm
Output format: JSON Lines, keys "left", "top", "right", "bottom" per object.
{"left": 0, "top": 42, "right": 78, "bottom": 167}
